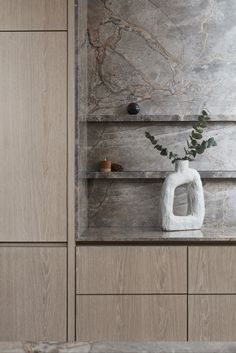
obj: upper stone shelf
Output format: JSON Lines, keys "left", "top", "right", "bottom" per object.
{"left": 86, "top": 171, "right": 236, "bottom": 179}
{"left": 87, "top": 114, "right": 236, "bottom": 122}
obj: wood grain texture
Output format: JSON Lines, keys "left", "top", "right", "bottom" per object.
{"left": 67, "top": 0, "right": 76, "bottom": 341}
{"left": 0, "top": 247, "right": 67, "bottom": 341}
{"left": 189, "top": 246, "right": 236, "bottom": 293}
{"left": 189, "top": 295, "right": 236, "bottom": 341}
{"left": 0, "top": 32, "right": 67, "bottom": 242}
{"left": 76, "top": 295, "right": 187, "bottom": 341}
{"left": 76, "top": 246, "right": 187, "bottom": 294}
{"left": 0, "top": 0, "right": 67, "bottom": 30}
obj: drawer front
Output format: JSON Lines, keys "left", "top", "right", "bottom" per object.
{"left": 76, "top": 246, "right": 187, "bottom": 294}
{"left": 0, "top": 247, "right": 67, "bottom": 341}
{"left": 189, "top": 246, "right": 236, "bottom": 293}
{"left": 76, "top": 295, "right": 187, "bottom": 341}
{"left": 0, "top": 0, "right": 67, "bottom": 30}
{"left": 189, "top": 295, "right": 236, "bottom": 341}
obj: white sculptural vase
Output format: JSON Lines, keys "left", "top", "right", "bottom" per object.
{"left": 161, "top": 160, "right": 205, "bottom": 231}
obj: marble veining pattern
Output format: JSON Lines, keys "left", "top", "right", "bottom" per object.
{"left": 88, "top": 0, "right": 236, "bottom": 116}
{"left": 87, "top": 122, "right": 235, "bottom": 172}
{"left": 3, "top": 342, "right": 236, "bottom": 353}
{"left": 88, "top": 179, "right": 236, "bottom": 228}
{"left": 78, "top": 0, "right": 236, "bottom": 235}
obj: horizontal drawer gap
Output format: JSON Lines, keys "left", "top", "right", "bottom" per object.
{"left": 76, "top": 293, "right": 187, "bottom": 296}
{"left": 188, "top": 293, "right": 236, "bottom": 295}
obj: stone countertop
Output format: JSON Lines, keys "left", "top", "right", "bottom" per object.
{"left": 5, "top": 342, "right": 236, "bottom": 353}
{"left": 77, "top": 226, "right": 236, "bottom": 243}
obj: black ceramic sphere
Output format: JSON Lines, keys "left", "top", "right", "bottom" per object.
{"left": 127, "top": 102, "right": 140, "bottom": 115}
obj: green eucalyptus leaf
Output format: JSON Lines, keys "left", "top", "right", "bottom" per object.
{"left": 190, "top": 136, "right": 198, "bottom": 146}
{"left": 198, "top": 121, "right": 207, "bottom": 128}
{"left": 192, "top": 131, "right": 203, "bottom": 140}
{"left": 193, "top": 122, "right": 203, "bottom": 133}
{"left": 207, "top": 137, "right": 217, "bottom": 148}
{"left": 202, "top": 110, "right": 208, "bottom": 116}
{"left": 154, "top": 144, "right": 162, "bottom": 151}
{"left": 196, "top": 141, "right": 207, "bottom": 154}
{"left": 160, "top": 148, "right": 168, "bottom": 156}
{"left": 191, "top": 150, "right": 197, "bottom": 157}
{"left": 145, "top": 131, "right": 158, "bottom": 145}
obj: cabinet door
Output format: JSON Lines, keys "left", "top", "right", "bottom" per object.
{"left": 0, "top": 32, "right": 67, "bottom": 242}
{"left": 0, "top": 0, "right": 67, "bottom": 30}
{"left": 0, "top": 247, "right": 67, "bottom": 341}
{"left": 189, "top": 295, "right": 236, "bottom": 341}
{"left": 76, "top": 295, "right": 187, "bottom": 341}
{"left": 189, "top": 246, "right": 236, "bottom": 293}
{"left": 76, "top": 246, "right": 187, "bottom": 294}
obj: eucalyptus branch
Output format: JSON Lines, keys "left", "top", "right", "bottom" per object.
{"left": 145, "top": 110, "right": 217, "bottom": 163}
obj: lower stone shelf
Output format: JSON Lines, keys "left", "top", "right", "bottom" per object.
{"left": 77, "top": 226, "right": 236, "bottom": 243}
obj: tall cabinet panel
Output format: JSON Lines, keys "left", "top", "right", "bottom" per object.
{"left": 0, "top": 0, "right": 70, "bottom": 342}
{"left": 0, "top": 247, "right": 67, "bottom": 341}
{"left": 0, "top": 32, "right": 67, "bottom": 242}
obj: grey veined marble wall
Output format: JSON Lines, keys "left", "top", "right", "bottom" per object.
{"left": 85, "top": 0, "right": 236, "bottom": 230}
{"left": 87, "top": 122, "right": 236, "bottom": 171}
{"left": 88, "top": 0, "right": 236, "bottom": 116}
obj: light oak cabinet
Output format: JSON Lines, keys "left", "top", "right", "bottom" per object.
{"left": 189, "top": 246, "right": 236, "bottom": 293}
{"left": 0, "top": 0, "right": 73, "bottom": 341}
{"left": 76, "top": 295, "right": 187, "bottom": 341}
{"left": 76, "top": 246, "right": 187, "bottom": 341}
{"left": 189, "top": 295, "right": 236, "bottom": 341}
{"left": 76, "top": 245, "right": 236, "bottom": 341}
{"left": 0, "top": 247, "right": 67, "bottom": 341}
{"left": 0, "top": 32, "right": 67, "bottom": 242}
{"left": 76, "top": 246, "right": 187, "bottom": 294}
{"left": 188, "top": 246, "right": 236, "bottom": 341}
{"left": 0, "top": 0, "right": 67, "bottom": 30}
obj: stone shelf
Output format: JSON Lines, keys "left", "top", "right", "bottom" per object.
{"left": 77, "top": 226, "right": 236, "bottom": 243}
{"left": 87, "top": 114, "right": 236, "bottom": 122}
{"left": 86, "top": 171, "right": 236, "bottom": 179}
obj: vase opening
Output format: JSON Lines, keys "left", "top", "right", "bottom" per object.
{"left": 173, "top": 183, "right": 192, "bottom": 216}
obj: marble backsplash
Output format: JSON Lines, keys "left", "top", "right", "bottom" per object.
{"left": 88, "top": 179, "right": 236, "bottom": 228}
{"left": 77, "top": 0, "right": 236, "bottom": 232}
{"left": 87, "top": 122, "right": 234, "bottom": 171}
{"left": 87, "top": 0, "right": 236, "bottom": 116}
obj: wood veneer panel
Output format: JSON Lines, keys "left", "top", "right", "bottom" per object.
{"left": 189, "top": 246, "right": 236, "bottom": 293}
{"left": 0, "top": 247, "right": 67, "bottom": 340}
{"left": 76, "top": 295, "right": 187, "bottom": 341}
{"left": 0, "top": 32, "right": 67, "bottom": 241}
{"left": 189, "top": 295, "right": 236, "bottom": 341}
{"left": 76, "top": 246, "right": 187, "bottom": 294}
{"left": 0, "top": 0, "right": 67, "bottom": 30}
{"left": 67, "top": 0, "right": 76, "bottom": 341}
